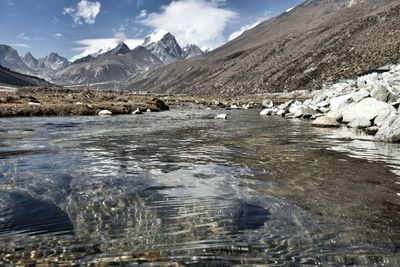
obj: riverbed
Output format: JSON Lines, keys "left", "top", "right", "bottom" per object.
{"left": 0, "top": 109, "right": 399, "bottom": 265}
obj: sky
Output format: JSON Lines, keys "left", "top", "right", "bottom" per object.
{"left": 0, "top": 0, "right": 303, "bottom": 61}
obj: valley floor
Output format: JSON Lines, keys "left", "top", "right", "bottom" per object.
{"left": 0, "top": 86, "right": 308, "bottom": 118}
{"left": 0, "top": 87, "right": 173, "bottom": 117}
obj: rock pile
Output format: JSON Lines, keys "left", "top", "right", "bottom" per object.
{"left": 260, "top": 64, "right": 400, "bottom": 142}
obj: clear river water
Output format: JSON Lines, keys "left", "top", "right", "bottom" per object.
{"left": 0, "top": 109, "right": 399, "bottom": 266}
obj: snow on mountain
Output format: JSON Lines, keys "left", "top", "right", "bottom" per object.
{"left": 142, "top": 29, "right": 169, "bottom": 47}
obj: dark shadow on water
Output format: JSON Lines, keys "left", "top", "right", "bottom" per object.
{"left": 0, "top": 191, "right": 74, "bottom": 236}
{"left": 232, "top": 202, "right": 270, "bottom": 232}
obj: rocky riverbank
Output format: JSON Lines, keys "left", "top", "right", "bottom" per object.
{"left": 0, "top": 87, "right": 169, "bottom": 117}
{"left": 259, "top": 64, "right": 400, "bottom": 143}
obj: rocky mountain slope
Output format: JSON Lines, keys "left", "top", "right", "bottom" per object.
{"left": 183, "top": 44, "right": 204, "bottom": 59}
{"left": 0, "top": 45, "right": 32, "bottom": 74}
{"left": 123, "top": 0, "right": 400, "bottom": 96}
{"left": 0, "top": 65, "right": 53, "bottom": 87}
{"left": 36, "top": 53, "right": 70, "bottom": 72}
{"left": 52, "top": 44, "right": 163, "bottom": 85}
{"left": 22, "top": 52, "right": 39, "bottom": 70}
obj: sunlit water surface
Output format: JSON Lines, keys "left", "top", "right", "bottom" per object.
{"left": 0, "top": 109, "right": 399, "bottom": 266}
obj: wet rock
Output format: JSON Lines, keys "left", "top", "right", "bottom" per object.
{"left": 348, "top": 118, "right": 371, "bottom": 129}
{"left": 98, "top": 110, "right": 112, "bottom": 116}
{"left": 311, "top": 116, "right": 340, "bottom": 128}
{"left": 278, "top": 100, "right": 294, "bottom": 111}
{"left": 132, "top": 108, "right": 143, "bottom": 115}
{"left": 342, "top": 98, "right": 394, "bottom": 123}
{"left": 326, "top": 110, "right": 343, "bottom": 122}
{"left": 375, "top": 113, "right": 400, "bottom": 142}
{"left": 364, "top": 126, "right": 379, "bottom": 135}
{"left": 262, "top": 99, "right": 274, "bottom": 108}
{"left": 260, "top": 108, "right": 272, "bottom": 116}
{"left": 276, "top": 109, "right": 286, "bottom": 116}
{"left": 215, "top": 114, "right": 228, "bottom": 119}
{"left": 294, "top": 106, "right": 317, "bottom": 119}
{"left": 146, "top": 98, "right": 169, "bottom": 111}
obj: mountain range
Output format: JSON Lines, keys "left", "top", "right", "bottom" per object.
{"left": 1, "top": 0, "right": 399, "bottom": 94}
{"left": 0, "top": 65, "right": 53, "bottom": 87}
{"left": 0, "top": 30, "right": 203, "bottom": 86}
{"left": 123, "top": 0, "right": 400, "bottom": 95}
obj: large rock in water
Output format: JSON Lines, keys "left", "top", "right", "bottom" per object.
{"left": 375, "top": 113, "right": 400, "bottom": 142}
{"left": 311, "top": 116, "right": 340, "bottom": 128}
{"left": 146, "top": 98, "right": 169, "bottom": 111}
{"left": 348, "top": 118, "right": 371, "bottom": 129}
{"left": 342, "top": 98, "right": 395, "bottom": 123}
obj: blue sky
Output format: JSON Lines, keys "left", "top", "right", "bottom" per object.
{"left": 0, "top": 0, "right": 303, "bottom": 60}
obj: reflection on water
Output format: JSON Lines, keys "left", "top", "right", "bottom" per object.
{"left": 0, "top": 109, "right": 399, "bottom": 265}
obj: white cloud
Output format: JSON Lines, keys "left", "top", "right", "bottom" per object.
{"left": 140, "top": 0, "right": 237, "bottom": 49}
{"left": 53, "top": 33, "right": 63, "bottom": 40}
{"left": 17, "top": 33, "right": 31, "bottom": 41}
{"left": 11, "top": 43, "right": 30, "bottom": 48}
{"left": 63, "top": 0, "right": 101, "bottom": 25}
{"left": 70, "top": 38, "right": 142, "bottom": 61}
{"left": 137, "top": 9, "right": 147, "bottom": 19}
{"left": 228, "top": 18, "right": 265, "bottom": 41}
{"left": 16, "top": 32, "right": 41, "bottom": 41}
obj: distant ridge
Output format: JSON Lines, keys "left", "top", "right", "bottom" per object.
{"left": 0, "top": 65, "right": 53, "bottom": 87}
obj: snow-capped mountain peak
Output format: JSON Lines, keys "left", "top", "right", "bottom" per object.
{"left": 104, "top": 41, "right": 131, "bottom": 56}
{"left": 142, "top": 29, "right": 170, "bottom": 47}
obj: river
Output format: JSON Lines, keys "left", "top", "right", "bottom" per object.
{"left": 0, "top": 109, "right": 399, "bottom": 266}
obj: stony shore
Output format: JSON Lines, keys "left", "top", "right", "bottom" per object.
{"left": 258, "top": 64, "right": 400, "bottom": 143}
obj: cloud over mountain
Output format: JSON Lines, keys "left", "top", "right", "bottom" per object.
{"left": 63, "top": 0, "right": 101, "bottom": 25}
{"left": 139, "top": 0, "right": 237, "bottom": 50}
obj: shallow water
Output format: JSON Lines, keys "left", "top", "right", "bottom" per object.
{"left": 0, "top": 109, "right": 399, "bottom": 266}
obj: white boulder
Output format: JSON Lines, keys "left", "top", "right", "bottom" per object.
{"left": 262, "top": 99, "right": 274, "bottom": 108}
{"left": 329, "top": 93, "right": 355, "bottom": 112}
{"left": 215, "top": 114, "right": 228, "bottom": 120}
{"left": 311, "top": 116, "right": 340, "bottom": 128}
{"left": 348, "top": 118, "right": 371, "bottom": 129}
{"left": 98, "top": 110, "right": 112, "bottom": 116}
{"left": 260, "top": 109, "right": 272, "bottom": 116}
{"left": 375, "top": 113, "right": 400, "bottom": 142}
{"left": 342, "top": 98, "right": 395, "bottom": 123}
{"left": 132, "top": 108, "right": 143, "bottom": 115}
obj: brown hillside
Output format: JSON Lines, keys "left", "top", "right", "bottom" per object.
{"left": 123, "top": 0, "right": 400, "bottom": 96}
